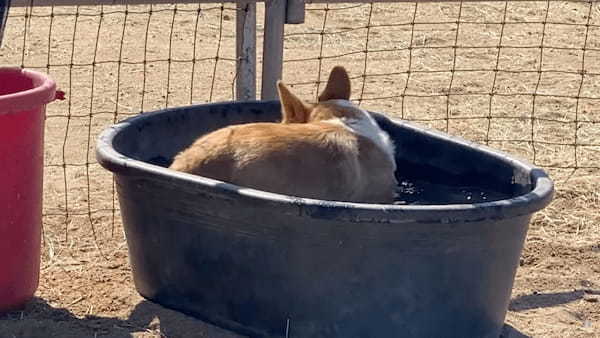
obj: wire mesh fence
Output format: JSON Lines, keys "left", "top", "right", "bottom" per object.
{"left": 283, "top": 1, "right": 600, "bottom": 173}
{"left": 0, "top": 0, "right": 599, "bottom": 253}
{"left": 0, "top": 2, "right": 599, "bottom": 335}
{"left": 1, "top": 3, "right": 243, "bottom": 249}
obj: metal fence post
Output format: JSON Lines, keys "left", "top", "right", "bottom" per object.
{"left": 236, "top": 1, "right": 257, "bottom": 101}
{"left": 286, "top": 0, "right": 304, "bottom": 24}
{"left": 261, "top": 0, "right": 286, "bottom": 100}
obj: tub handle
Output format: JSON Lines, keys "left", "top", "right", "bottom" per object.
{"left": 55, "top": 90, "right": 66, "bottom": 101}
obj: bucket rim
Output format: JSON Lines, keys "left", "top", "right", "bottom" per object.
{"left": 0, "top": 67, "right": 57, "bottom": 115}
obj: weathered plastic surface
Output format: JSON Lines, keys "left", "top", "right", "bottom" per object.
{"left": 96, "top": 101, "right": 554, "bottom": 338}
{"left": 0, "top": 67, "right": 58, "bottom": 313}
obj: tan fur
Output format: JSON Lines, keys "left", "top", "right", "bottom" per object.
{"left": 318, "top": 66, "right": 351, "bottom": 103}
{"left": 169, "top": 66, "right": 397, "bottom": 203}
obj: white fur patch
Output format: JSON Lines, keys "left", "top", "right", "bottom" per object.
{"left": 324, "top": 100, "right": 396, "bottom": 170}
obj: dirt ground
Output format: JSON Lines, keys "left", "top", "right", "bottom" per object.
{"left": 0, "top": 1, "right": 599, "bottom": 337}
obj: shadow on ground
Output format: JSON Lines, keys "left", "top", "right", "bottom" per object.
{"left": 509, "top": 289, "right": 600, "bottom": 312}
{"left": 7, "top": 294, "right": 591, "bottom": 337}
{"left": 0, "top": 297, "right": 241, "bottom": 338}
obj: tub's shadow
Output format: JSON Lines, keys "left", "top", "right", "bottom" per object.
{"left": 500, "top": 324, "right": 530, "bottom": 338}
{"left": 509, "top": 289, "right": 600, "bottom": 312}
{"left": 0, "top": 297, "right": 243, "bottom": 338}
{"left": 0, "top": 297, "right": 536, "bottom": 338}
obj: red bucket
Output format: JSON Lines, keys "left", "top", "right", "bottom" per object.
{"left": 0, "top": 67, "right": 61, "bottom": 312}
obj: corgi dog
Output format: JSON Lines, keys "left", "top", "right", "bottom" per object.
{"left": 169, "top": 66, "right": 397, "bottom": 203}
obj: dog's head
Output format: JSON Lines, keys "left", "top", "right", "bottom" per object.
{"left": 277, "top": 66, "right": 364, "bottom": 124}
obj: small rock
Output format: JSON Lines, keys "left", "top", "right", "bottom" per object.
{"left": 583, "top": 294, "right": 598, "bottom": 303}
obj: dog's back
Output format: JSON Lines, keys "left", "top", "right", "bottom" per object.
{"left": 170, "top": 66, "right": 397, "bottom": 203}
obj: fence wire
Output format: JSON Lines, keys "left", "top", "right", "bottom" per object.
{"left": 1, "top": 3, "right": 240, "bottom": 247}
{"left": 284, "top": 1, "right": 600, "bottom": 172}
{"left": 0, "top": 1, "right": 599, "bottom": 248}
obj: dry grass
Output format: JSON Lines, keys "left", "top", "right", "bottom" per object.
{"left": 0, "top": 1, "right": 599, "bottom": 337}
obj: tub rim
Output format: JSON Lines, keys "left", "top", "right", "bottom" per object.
{"left": 96, "top": 100, "right": 554, "bottom": 223}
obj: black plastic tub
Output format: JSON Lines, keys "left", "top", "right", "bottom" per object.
{"left": 96, "top": 101, "right": 554, "bottom": 338}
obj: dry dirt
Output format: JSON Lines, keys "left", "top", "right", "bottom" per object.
{"left": 0, "top": 1, "right": 599, "bottom": 337}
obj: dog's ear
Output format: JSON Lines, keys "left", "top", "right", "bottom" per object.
{"left": 318, "top": 66, "right": 351, "bottom": 102}
{"left": 278, "top": 81, "right": 311, "bottom": 123}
